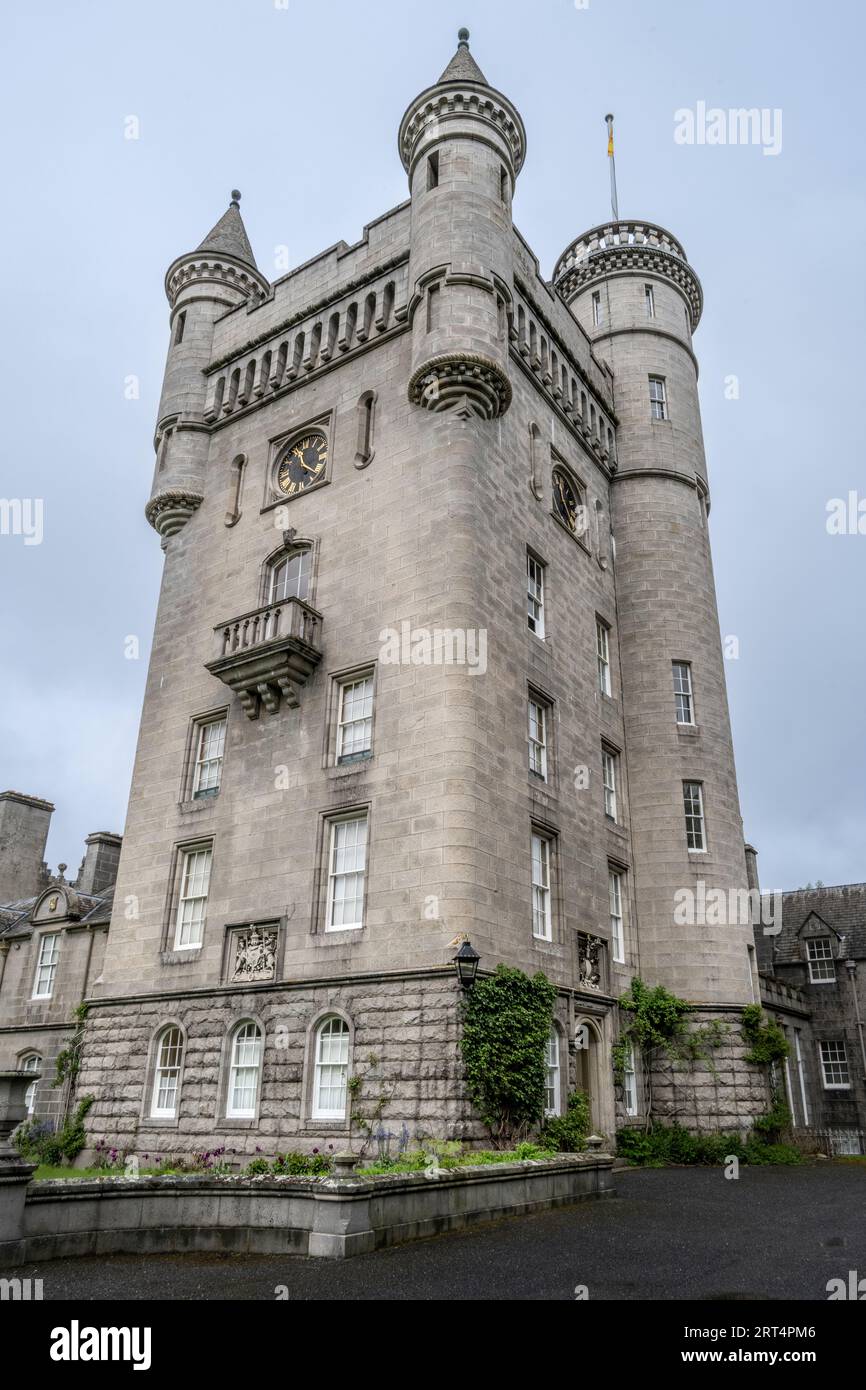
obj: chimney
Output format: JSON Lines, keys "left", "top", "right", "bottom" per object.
{"left": 0, "top": 791, "right": 54, "bottom": 903}
{"left": 75, "top": 832, "right": 122, "bottom": 895}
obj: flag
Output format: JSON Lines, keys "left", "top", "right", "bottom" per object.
{"left": 607, "top": 122, "right": 614, "bottom": 157}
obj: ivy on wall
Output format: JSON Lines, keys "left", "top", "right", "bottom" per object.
{"left": 460, "top": 965, "right": 557, "bottom": 1148}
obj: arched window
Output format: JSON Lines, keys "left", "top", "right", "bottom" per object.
{"left": 544, "top": 1029, "right": 561, "bottom": 1116}
{"left": 21, "top": 1053, "right": 42, "bottom": 1115}
{"left": 150, "top": 1025, "right": 184, "bottom": 1119}
{"left": 268, "top": 548, "right": 311, "bottom": 604}
{"left": 226, "top": 1022, "right": 263, "bottom": 1119}
{"left": 312, "top": 1016, "right": 350, "bottom": 1120}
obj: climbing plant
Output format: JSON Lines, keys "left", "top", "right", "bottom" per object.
{"left": 460, "top": 965, "right": 557, "bottom": 1148}
{"left": 53, "top": 1001, "right": 89, "bottom": 1088}
{"left": 740, "top": 1004, "right": 792, "bottom": 1140}
{"left": 613, "top": 977, "right": 729, "bottom": 1128}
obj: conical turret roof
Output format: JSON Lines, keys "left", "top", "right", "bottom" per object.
{"left": 196, "top": 192, "right": 258, "bottom": 269}
{"left": 438, "top": 29, "right": 488, "bottom": 85}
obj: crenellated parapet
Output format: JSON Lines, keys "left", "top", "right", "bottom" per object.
{"left": 554, "top": 221, "right": 703, "bottom": 330}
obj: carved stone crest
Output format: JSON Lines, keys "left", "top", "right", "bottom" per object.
{"left": 578, "top": 934, "right": 603, "bottom": 992}
{"left": 231, "top": 924, "right": 278, "bottom": 983}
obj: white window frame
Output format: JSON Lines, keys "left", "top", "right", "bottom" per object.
{"left": 150, "top": 1026, "right": 184, "bottom": 1119}
{"left": 602, "top": 748, "right": 619, "bottom": 822}
{"left": 268, "top": 547, "right": 311, "bottom": 604}
{"left": 683, "top": 781, "right": 706, "bottom": 851}
{"left": 192, "top": 715, "right": 226, "bottom": 798}
{"left": 173, "top": 843, "right": 212, "bottom": 949}
{"left": 531, "top": 832, "right": 553, "bottom": 941}
{"left": 672, "top": 661, "right": 694, "bottom": 725}
{"left": 807, "top": 938, "right": 836, "bottom": 984}
{"left": 326, "top": 813, "right": 368, "bottom": 932}
{"left": 649, "top": 375, "right": 667, "bottom": 420}
{"left": 226, "top": 1021, "right": 263, "bottom": 1119}
{"left": 336, "top": 674, "right": 374, "bottom": 764}
{"left": 623, "top": 1044, "right": 638, "bottom": 1117}
{"left": 645, "top": 284, "right": 655, "bottom": 319}
{"left": 312, "top": 1016, "right": 351, "bottom": 1120}
{"left": 527, "top": 552, "right": 545, "bottom": 638}
{"left": 609, "top": 868, "right": 625, "bottom": 963}
{"left": 22, "top": 1053, "right": 42, "bottom": 1114}
{"left": 544, "top": 1029, "right": 561, "bottom": 1116}
{"left": 528, "top": 697, "right": 549, "bottom": 780}
{"left": 592, "top": 290, "right": 603, "bottom": 326}
{"left": 32, "top": 933, "right": 60, "bottom": 999}
{"left": 819, "top": 1040, "right": 850, "bottom": 1090}
{"left": 596, "top": 619, "right": 612, "bottom": 696}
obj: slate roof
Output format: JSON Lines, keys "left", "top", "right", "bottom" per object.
{"left": 196, "top": 199, "right": 258, "bottom": 269}
{"left": 0, "top": 887, "right": 113, "bottom": 938}
{"left": 768, "top": 883, "right": 866, "bottom": 966}
{"left": 438, "top": 36, "right": 488, "bottom": 86}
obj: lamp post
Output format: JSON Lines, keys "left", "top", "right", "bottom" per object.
{"left": 453, "top": 940, "right": 480, "bottom": 990}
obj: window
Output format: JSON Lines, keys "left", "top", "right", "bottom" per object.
{"left": 596, "top": 619, "right": 611, "bottom": 696}
{"left": 150, "top": 1026, "right": 184, "bottom": 1118}
{"left": 312, "top": 1016, "right": 350, "bottom": 1119}
{"left": 683, "top": 781, "right": 705, "bottom": 851}
{"left": 623, "top": 1044, "right": 638, "bottom": 1116}
{"left": 807, "top": 938, "right": 836, "bottom": 983}
{"left": 192, "top": 716, "right": 226, "bottom": 798}
{"left": 32, "top": 933, "right": 60, "bottom": 999}
{"left": 673, "top": 662, "right": 694, "bottom": 725}
{"left": 326, "top": 814, "right": 368, "bottom": 931}
{"left": 427, "top": 151, "right": 439, "bottom": 189}
{"left": 268, "top": 548, "right": 311, "bottom": 604}
{"left": 645, "top": 285, "right": 655, "bottom": 319}
{"left": 820, "top": 1040, "right": 850, "bottom": 1089}
{"left": 602, "top": 748, "right": 619, "bottom": 822}
{"left": 174, "top": 310, "right": 186, "bottom": 345}
{"left": 22, "top": 1053, "right": 41, "bottom": 1114}
{"left": 226, "top": 1022, "right": 263, "bottom": 1119}
{"left": 500, "top": 166, "right": 509, "bottom": 204}
{"left": 336, "top": 676, "right": 374, "bottom": 763}
{"left": 592, "top": 290, "right": 603, "bottom": 327}
{"left": 649, "top": 376, "right": 667, "bottom": 420}
{"left": 531, "top": 832, "right": 552, "bottom": 941}
{"left": 528, "top": 697, "right": 549, "bottom": 780}
{"left": 544, "top": 1029, "right": 561, "bottom": 1115}
{"left": 609, "top": 868, "right": 625, "bottom": 963}
{"left": 355, "top": 391, "right": 376, "bottom": 466}
{"left": 174, "top": 844, "right": 212, "bottom": 949}
{"left": 527, "top": 552, "right": 545, "bottom": 637}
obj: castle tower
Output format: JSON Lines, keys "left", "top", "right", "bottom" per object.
{"left": 554, "top": 225, "right": 757, "bottom": 1010}
{"left": 146, "top": 194, "right": 269, "bottom": 542}
{"left": 399, "top": 29, "right": 524, "bottom": 419}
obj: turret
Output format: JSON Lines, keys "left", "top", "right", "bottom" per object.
{"left": 399, "top": 29, "right": 525, "bottom": 419}
{"left": 554, "top": 223, "right": 754, "bottom": 1008}
{"left": 146, "top": 193, "right": 269, "bottom": 543}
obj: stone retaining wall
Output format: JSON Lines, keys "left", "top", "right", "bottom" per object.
{"left": 0, "top": 1153, "right": 614, "bottom": 1264}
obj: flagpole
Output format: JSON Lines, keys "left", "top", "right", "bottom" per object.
{"left": 605, "top": 113, "right": 619, "bottom": 222}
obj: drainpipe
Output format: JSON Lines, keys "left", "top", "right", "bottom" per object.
{"left": 844, "top": 960, "right": 866, "bottom": 1083}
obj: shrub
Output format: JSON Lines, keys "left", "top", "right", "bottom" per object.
{"left": 14, "top": 1096, "right": 94, "bottom": 1165}
{"left": 616, "top": 1121, "right": 800, "bottom": 1167}
{"left": 540, "top": 1090, "right": 591, "bottom": 1152}
{"left": 460, "top": 964, "right": 557, "bottom": 1147}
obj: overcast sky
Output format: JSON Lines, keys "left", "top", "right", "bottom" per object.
{"left": 1, "top": 0, "right": 863, "bottom": 892}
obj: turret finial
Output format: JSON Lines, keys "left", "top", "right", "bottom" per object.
{"left": 458, "top": 27, "right": 470, "bottom": 47}
{"left": 230, "top": 189, "right": 241, "bottom": 207}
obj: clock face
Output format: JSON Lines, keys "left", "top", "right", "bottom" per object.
{"left": 552, "top": 470, "right": 580, "bottom": 534}
{"left": 276, "top": 432, "right": 328, "bottom": 495}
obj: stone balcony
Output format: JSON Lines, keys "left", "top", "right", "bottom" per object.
{"left": 206, "top": 596, "right": 323, "bottom": 719}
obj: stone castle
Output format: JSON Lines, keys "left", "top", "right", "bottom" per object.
{"left": 2, "top": 32, "right": 863, "bottom": 1159}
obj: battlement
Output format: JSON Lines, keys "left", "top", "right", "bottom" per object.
{"left": 554, "top": 220, "right": 702, "bottom": 329}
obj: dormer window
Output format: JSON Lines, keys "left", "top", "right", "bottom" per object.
{"left": 807, "top": 938, "right": 836, "bottom": 983}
